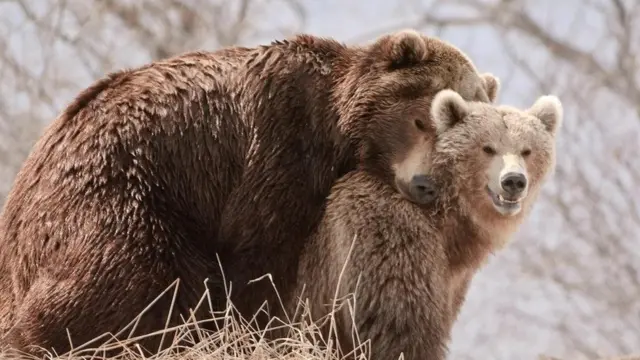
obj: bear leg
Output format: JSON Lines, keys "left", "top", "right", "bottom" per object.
{"left": 327, "top": 223, "right": 451, "bottom": 360}
{"left": 2, "top": 243, "right": 216, "bottom": 357}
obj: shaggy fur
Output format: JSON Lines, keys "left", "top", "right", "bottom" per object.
{"left": 292, "top": 89, "right": 563, "bottom": 360}
{"left": 0, "top": 30, "right": 498, "bottom": 355}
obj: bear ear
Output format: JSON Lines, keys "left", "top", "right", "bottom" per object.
{"left": 372, "top": 29, "right": 429, "bottom": 69}
{"left": 431, "top": 89, "right": 470, "bottom": 135}
{"left": 456, "top": 70, "right": 498, "bottom": 104}
{"left": 481, "top": 73, "right": 501, "bottom": 103}
{"left": 526, "top": 95, "right": 563, "bottom": 134}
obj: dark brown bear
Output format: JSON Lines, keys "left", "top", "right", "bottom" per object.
{"left": 292, "top": 87, "right": 563, "bottom": 360}
{"left": 0, "top": 29, "right": 498, "bottom": 355}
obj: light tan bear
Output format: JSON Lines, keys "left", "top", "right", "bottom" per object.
{"left": 292, "top": 89, "right": 563, "bottom": 360}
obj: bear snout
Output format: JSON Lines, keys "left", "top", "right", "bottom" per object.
{"left": 408, "top": 174, "right": 437, "bottom": 205}
{"left": 500, "top": 171, "right": 527, "bottom": 197}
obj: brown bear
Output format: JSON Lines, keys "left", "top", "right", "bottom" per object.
{"left": 0, "top": 29, "right": 499, "bottom": 355}
{"left": 292, "top": 89, "right": 563, "bottom": 360}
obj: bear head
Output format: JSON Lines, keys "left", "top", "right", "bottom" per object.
{"left": 429, "top": 89, "right": 563, "bottom": 229}
{"left": 334, "top": 29, "right": 500, "bottom": 206}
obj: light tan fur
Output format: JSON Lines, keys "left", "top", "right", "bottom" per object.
{"left": 431, "top": 90, "right": 563, "bottom": 248}
{"left": 288, "top": 89, "right": 563, "bottom": 360}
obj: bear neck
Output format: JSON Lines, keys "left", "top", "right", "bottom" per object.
{"left": 432, "top": 164, "right": 522, "bottom": 273}
{"left": 328, "top": 48, "right": 389, "bottom": 139}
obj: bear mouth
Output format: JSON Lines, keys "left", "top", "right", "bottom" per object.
{"left": 486, "top": 186, "right": 523, "bottom": 216}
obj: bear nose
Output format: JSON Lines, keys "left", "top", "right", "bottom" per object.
{"left": 500, "top": 172, "right": 527, "bottom": 196}
{"left": 409, "top": 175, "right": 437, "bottom": 204}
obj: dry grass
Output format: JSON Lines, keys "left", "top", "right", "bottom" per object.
{"left": 0, "top": 275, "right": 370, "bottom": 360}
{"left": 0, "top": 246, "right": 369, "bottom": 360}
{"left": 2, "top": 250, "right": 639, "bottom": 360}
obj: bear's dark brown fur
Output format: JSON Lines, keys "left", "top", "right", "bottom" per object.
{"left": 0, "top": 30, "right": 498, "bottom": 355}
{"left": 291, "top": 88, "right": 563, "bottom": 360}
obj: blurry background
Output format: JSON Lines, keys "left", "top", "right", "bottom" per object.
{"left": 0, "top": 0, "right": 638, "bottom": 359}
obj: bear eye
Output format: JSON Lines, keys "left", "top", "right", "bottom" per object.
{"left": 482, "top": 146, "right": 496, "bottom": 155}
{"left": 521, "top": 149, "right": 532, "bottom": 157}
{"left": 414, "top": 119, "right": 426, "bottom": 132}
